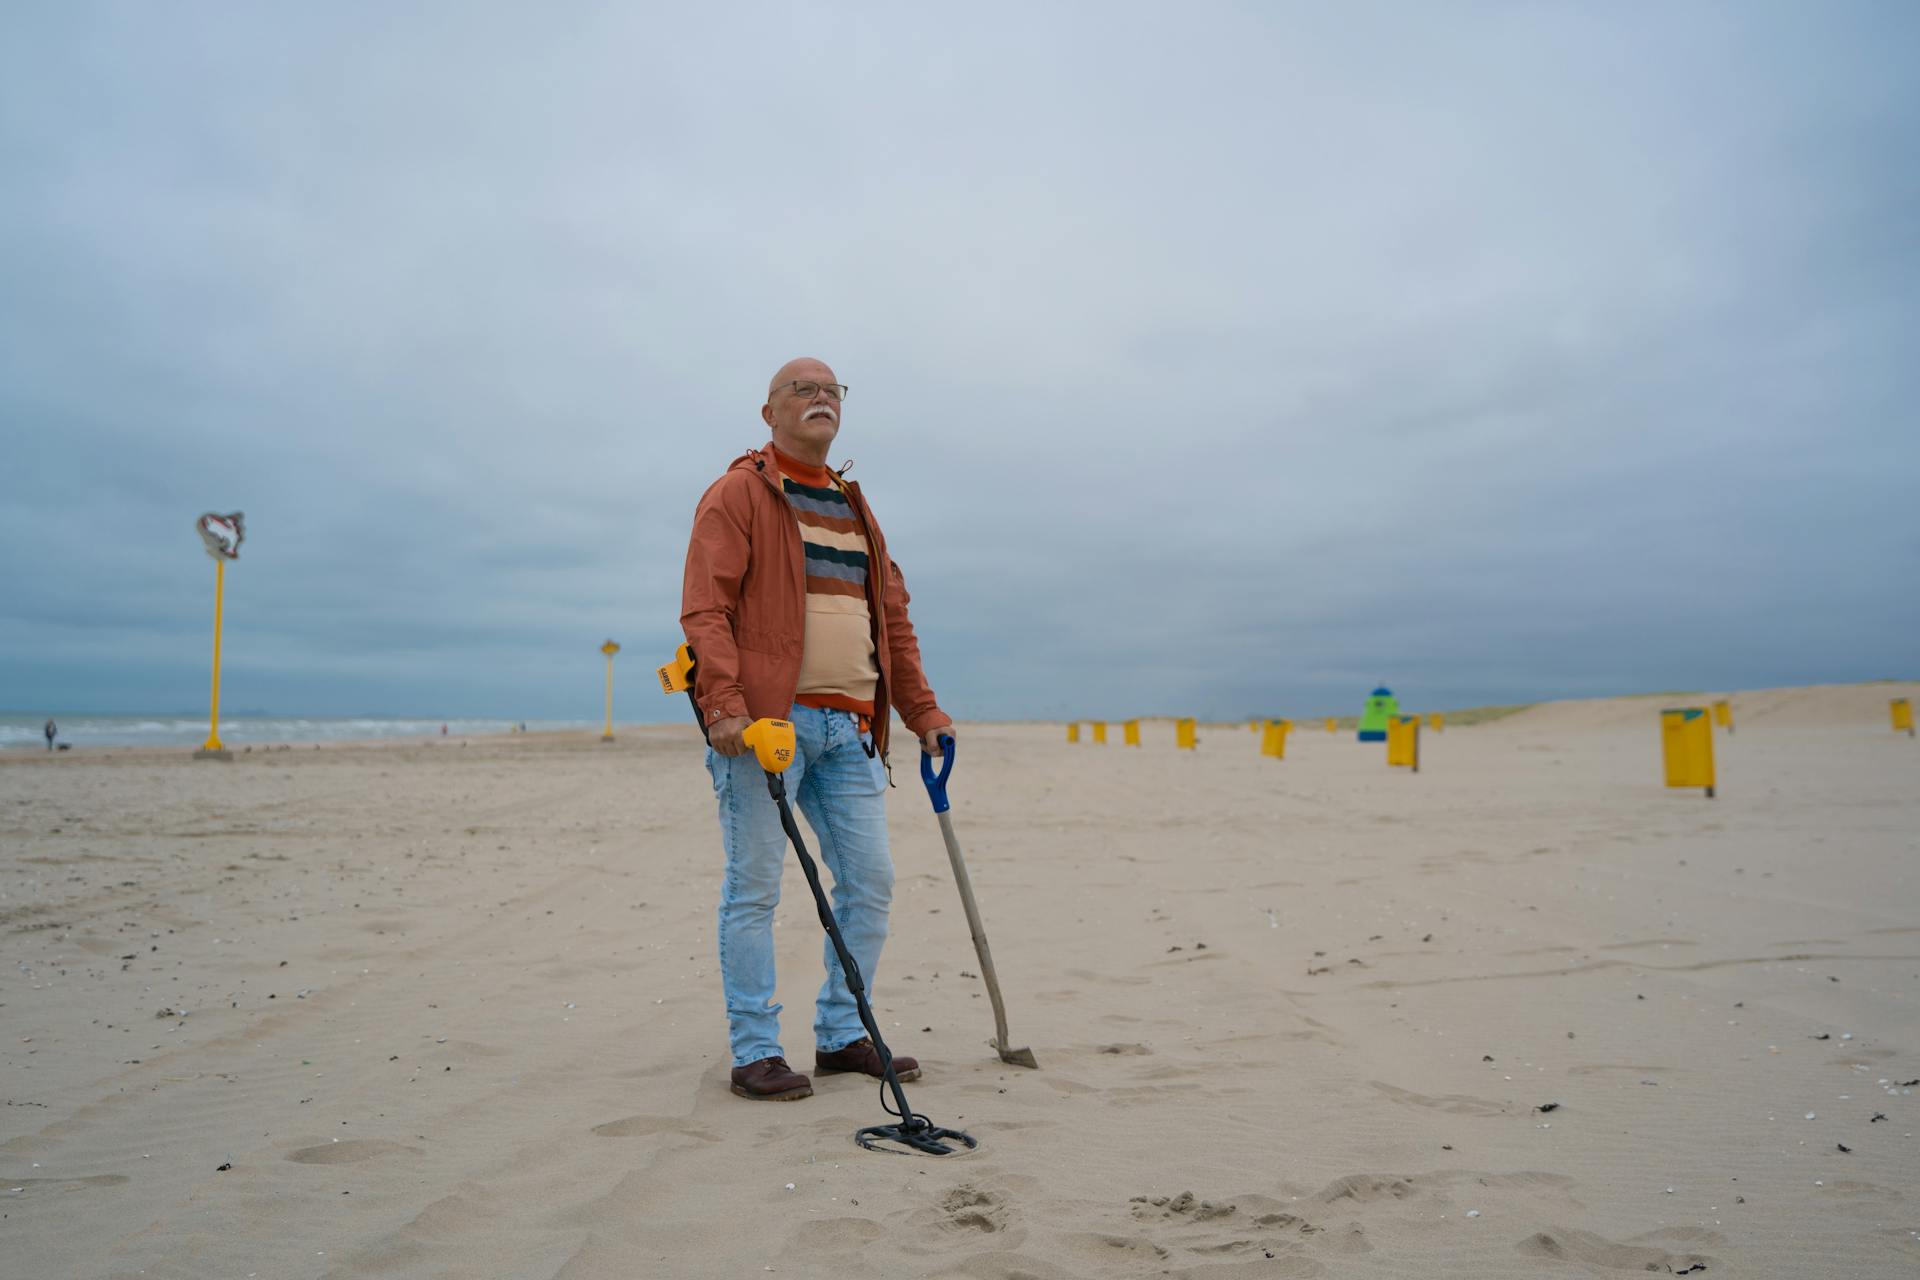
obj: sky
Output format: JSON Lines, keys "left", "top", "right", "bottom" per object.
{"left": 2, "top": 2, "right": 1915, "bottom": 723}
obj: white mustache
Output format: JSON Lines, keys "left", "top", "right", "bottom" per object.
{"left": 804, "top": 405, "right": 838, "bottom": 423}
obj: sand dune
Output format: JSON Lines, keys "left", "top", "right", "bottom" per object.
{"left": 2, "top": 683, "right": 1916, "bottom": 1277}
{"left": 1493, "top": 682, "right": 1914, "bottom": 733}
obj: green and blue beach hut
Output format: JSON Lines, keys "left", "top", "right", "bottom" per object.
{"left": 1358, "top": 687, "right": 1398, "bottom": 742}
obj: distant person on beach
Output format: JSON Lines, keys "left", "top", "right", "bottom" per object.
{"left": 680, "top": 356, "right": 953, "bottom": 1102}
{"left": 44, "top": 718, "right": 56, "bottom": 751}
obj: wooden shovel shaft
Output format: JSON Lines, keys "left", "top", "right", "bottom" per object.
{"left": 936, "top": 810, "right": 1015, "bottom": 1054}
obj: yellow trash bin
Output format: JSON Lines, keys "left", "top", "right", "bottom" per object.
{"left": 1175, "top": 718, "right": 1197, "bottom": 750}
{"left": 1713, "top": 700, "right": 1734, "bottom": 734}
{"left": 1260, "top": 718, "right": 1290, "bottom": 758}
{"left": 1067, "top": 723, "right": 1080, "bottom": 744}
{"left": 1092, "top": 721, "right": 1107, "bottom": 745}
{"left": 1661, "top": 708, "right": 1715, "bottom": 797}
{"left": 1324, "top": 717, "right": 1337, "bottom": 733}
{"left": 1892, "top": 698, "right": 1914, "bottom": 737}
{"left": 1123, "top": 719, "right": 1141, "bottom": 747}
{"left": 1428, "top": 712, "right": 1444, "bottom": 733}
{"left": 1387, "top": 714, "right": 1420, "bottom": 771}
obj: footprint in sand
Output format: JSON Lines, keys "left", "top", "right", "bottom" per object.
{"left": 1114, "top": 1194, "right": 1357, "bottom": 1275}
{"left": 286, "top": 1138, "right": 419, "bottom": 1164}
{"left": 935, "top": 1184, "right": 1012, "bottom": 1233}
{"left": 1129, "top": 1191, "right": 1334, "bottom": 1265}
{"left": 1318, "top": 1173, "right": 1419, "bottom": 1205}
{"left": 1518, "top": 1226, "right": 1715, "bottom": 1273}
{"left": 1129, "top": 1190, "right": 1240, "bottom": 1222}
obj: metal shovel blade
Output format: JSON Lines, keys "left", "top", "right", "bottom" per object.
{"left": 936, "top": 810, "right": 1039, "bottom": 1069}
{"left": 998, "top": 1041, "right": 1040, "bottom": 1069}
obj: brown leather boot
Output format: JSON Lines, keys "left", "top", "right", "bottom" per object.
{"left": 730, "top": 1056, "right": 813, "bottom": 1101}
{"left": 815, "top": 1038, "right": 920, "bottom": 1082}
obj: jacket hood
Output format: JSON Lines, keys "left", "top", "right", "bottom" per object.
{"left": 728, "top": 445, "right": 770, "bottom": 475}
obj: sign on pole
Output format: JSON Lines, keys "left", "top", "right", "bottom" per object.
{"left": 194, "top": 513, "right": 244, "bottom": 761}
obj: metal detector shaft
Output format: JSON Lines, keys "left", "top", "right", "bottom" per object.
{"left": 761, "top": 769, "right": 973, "bottom": 1155}
{"left": 767, "top": 774, "right": 915, "bottom": 1121}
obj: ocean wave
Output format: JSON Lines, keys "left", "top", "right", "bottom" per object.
{"left": 1, "top": 715, "right": 598, "bottom": 748}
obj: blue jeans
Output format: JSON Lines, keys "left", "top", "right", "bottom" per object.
{"left": 706, "top": 704, "right": 893, "bottom": 1067}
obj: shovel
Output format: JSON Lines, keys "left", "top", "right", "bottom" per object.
{"left": 921, "top": 735, "right": 1039, "bottom": 1068}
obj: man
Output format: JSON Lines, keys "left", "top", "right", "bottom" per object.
{"left": 44, "top": 718, "right": 56, "bottom": 752}
{"left": 681, "top": 357, "right": 954, "bottom": 1101}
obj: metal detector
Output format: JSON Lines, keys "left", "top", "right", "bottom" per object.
{"left": 659, "top": 644, "right": 977, "bottom": 1156}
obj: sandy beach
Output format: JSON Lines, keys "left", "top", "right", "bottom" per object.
{"left": 3, "top": 682, "right": 1916, "bottom": 1278}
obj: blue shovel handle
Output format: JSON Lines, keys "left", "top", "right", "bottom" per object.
{"left": 919, "top": 734, "right": 956, "bottom": 813}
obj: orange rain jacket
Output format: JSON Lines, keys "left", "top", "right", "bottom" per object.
{"left": 679, "top": 444, "right": 947, "bottom": 764}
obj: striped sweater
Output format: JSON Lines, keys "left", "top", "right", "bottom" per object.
{"left": 773, "top": 447, "right": 879, "bottom": 717}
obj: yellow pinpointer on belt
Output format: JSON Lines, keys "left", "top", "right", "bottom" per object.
{"left": 657, "top": 642, "right": 696, "bottom": 696}
{"left": 660, "top": 644, "right": 975, "bottom": 1157}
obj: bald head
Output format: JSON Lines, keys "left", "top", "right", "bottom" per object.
{"left": 761, "top": 356, "right": 845, "bottom": 466}
{"left": 768, "top": 357, "right": 836, "bottom": 397}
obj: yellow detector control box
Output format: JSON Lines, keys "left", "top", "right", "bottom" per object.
{"left": 742, "top": 719, "right": 797, "bottom": 774}
{"left": 658, "top": 643, "right": 694, "bottom": 695}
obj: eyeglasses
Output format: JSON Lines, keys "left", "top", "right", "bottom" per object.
{"left": 779, "top": 380, "right": 848, "bottom": 402}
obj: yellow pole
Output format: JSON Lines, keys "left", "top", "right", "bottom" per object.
{"left": 599, "top": 640, "right": 621, "bottom": 741}
{"left": 203, "top": 559, "right": 225, "bottom": 751}
{"left": 603, "top": 654, "right": 615, "bottom": 741}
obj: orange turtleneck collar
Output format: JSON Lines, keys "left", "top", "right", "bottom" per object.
{"left": 770, "top": 444, "right": 835, "bottom": 488}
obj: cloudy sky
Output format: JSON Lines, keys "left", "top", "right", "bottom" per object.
{"left": 2, "top": 2, "right": 1915, "bottom": 723}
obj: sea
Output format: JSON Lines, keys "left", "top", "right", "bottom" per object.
{"left": 2, "top": 713, "right": 600, "bottom": 750}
